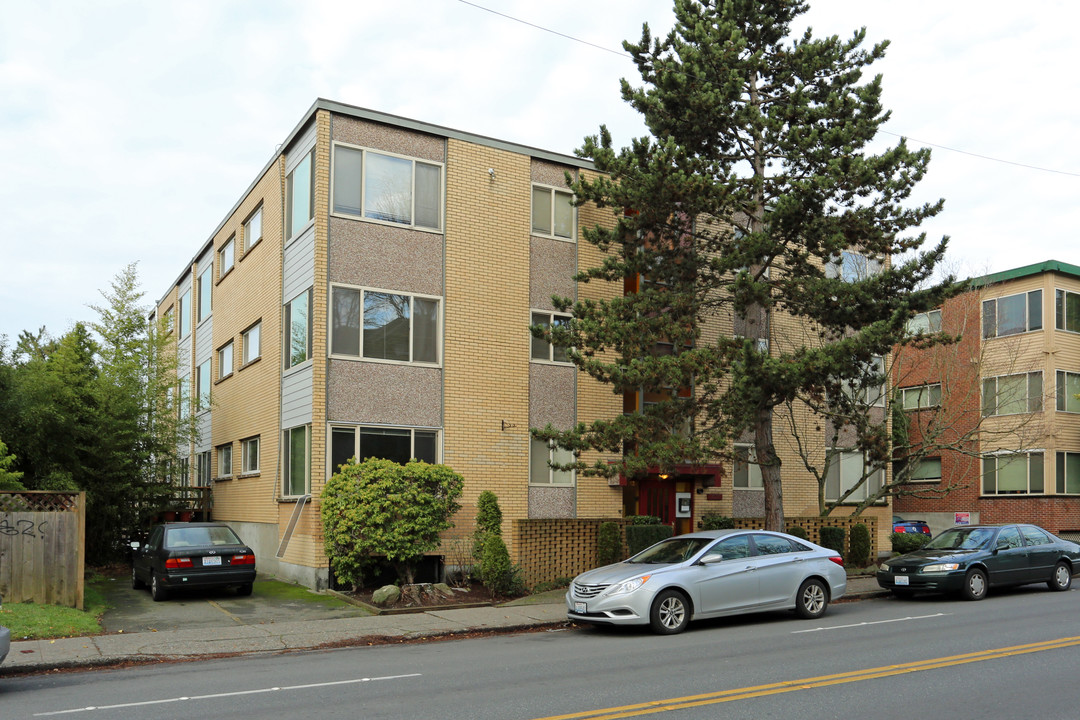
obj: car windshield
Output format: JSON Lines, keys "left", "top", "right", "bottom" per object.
{"left": 165, "top": 526, "right": 242, "bottom": 548}
{"left": 925, "top": 527, "right": 995, "bottom": 550}
{"left": 627, "top": 537, "right": 714, "bottom": 564}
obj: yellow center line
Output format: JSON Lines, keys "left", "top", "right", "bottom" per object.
{"left": 531, "top": 635, "right": 1080, "bottom": 720}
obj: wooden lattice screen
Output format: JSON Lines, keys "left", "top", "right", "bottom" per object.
{"left": 0, "top": 491, "right": 86, "bottom": 609}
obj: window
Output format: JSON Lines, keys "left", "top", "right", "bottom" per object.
{"left": 178, "top": 376, "right": 190, "bottom": 421}
{"left": 242, "top": 321, "right": 261, "bottom": 365}
{"left": 178, "top": 289, "right": 191, "bottom": 338}
{"left": 826, "top": 251, "right": 881, "bottom": 283}
{"left": 982, "top": 372, "right": 1042, "bottom": 416}
{"left": 286, "top": 150, "right": 314, "bottom": 241}
{"left": 531, "top": 185, "right": 574, "bottom": 240}
{"left": 733, "top": 445, "right": 763, "bottom": 489}
{"left": 163, "top": 305, "right": 174, "bottom": 334}
{"left": 1056, "top": 452, "right": 1080, "bottom": 494}
{"left": 330, "top": 426, "right": 439, "bottom": 472}
{"left": 219, "top": 236, "right": 234, "bottom": 275}
{"left": 908, "top": 457, "right": 942, "bottom": 483}
{"left": 217, "top": 443, "right": 232, "bottom": 478}
{"left": 983, "top": 290, "right": 1042, "bottom": 338}
{"left": 196, "top": 450, "right": 212, "bottom": 485}
{"left": 284, "top": 290, "right": 312, "bottom": 368}
{"left": 900, "top": 384, "right": 942, "bottom": 410}
{"left": 1057, "top": 371, "right": 1080, "bottom": 413}
{"left": 283, "top": 425, "right": 309, "bottom": 496}
{"left": 825, "top": 450, "right": 883, "bottom": 502}
{"left": 1020, "top": 525, "right": 1053, "bottom": 545}
{"left": 218, "top": 341, "right": 234, "bottom": 380}
{"left": 242, "top": 436, "right": 260, "bottom": 474}
{"left": 838, "top": 356, "right": 885, "bottom": 407}
{"left": 332, "top": 144, "right": 442, "bottom": 230}
{"left": 752, "top": 533, "right": 806, "bottom": 555}
{"left": 906, "top": 310, "right": 942, "bottom": 334}
{"left": 330, "top": 286, "right": 439, "bottom": 363}
{"left": 983, "top": 452, "right": 1043, "bottom": 495}
{"left": 244, "top": 206, "right": 262, "bottom": 252}
{"left": 197, "top": 265, "right": 213, "bottom": 323}
{"left": 529, "top": 438, "right": 574, "bottom": 485}
{"left": 531, "top": 312, "right": 570, "bottom": 362}
{"left": 196, "top": 360, "right": 211, "bottom": 411}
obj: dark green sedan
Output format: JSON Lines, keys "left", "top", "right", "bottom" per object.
{"left": 877, "top": 524, "right": 1080, "bottom": 601}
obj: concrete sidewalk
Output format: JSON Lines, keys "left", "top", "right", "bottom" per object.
{"left": 0, "top": 576, "right": 887, "bottom": 675}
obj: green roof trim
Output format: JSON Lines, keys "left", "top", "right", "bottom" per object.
{"left": 969, "top": 260, "right": 1080, "bottom": 288}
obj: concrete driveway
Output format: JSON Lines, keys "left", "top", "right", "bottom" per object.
{"left": 97, "top": 575, "right": 370, "bottom": 634}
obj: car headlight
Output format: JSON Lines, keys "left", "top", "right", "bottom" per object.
{"left": 921, "top": 563, "right": 960, "bottom": 573}
{"left": 605, "top": 575, "right": 651, "bottom": 596}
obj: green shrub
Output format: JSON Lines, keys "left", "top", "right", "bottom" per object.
{"left": 892, "top": 531, "right": 932, "bottom": 554}
{"left": 848, "top": 523, "right": 871, "bottom": 567}
{"left": 472, "top": 490, "right": 503, "bottom": 560}
{"left": 819, "top": 526, "right": 846, "bottom": 556}
{"left": 597, "top": 522, "right": 623, "bottom": 566}
{"left": 478, "top": 533, "right": 525, "bottom": 597}
{"left": 628, "top": 515, "right": 662, "bottom": 525}
{"left": 701, "top": 514, "right": 734, "bottom": 530}
{"left": 786, "top": 525, "right": 808, "bottom": 540}
{"left": 532, "top": 577, "right": 572, "bottom": 593}
{"left": 625, "top": 524, "right": 674, "bottom": 556}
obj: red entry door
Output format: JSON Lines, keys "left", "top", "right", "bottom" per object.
{"left": 638, "top": 479, "right": 676, "bottom": 526}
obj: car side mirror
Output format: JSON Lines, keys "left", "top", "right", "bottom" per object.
{"left": 699, "top": 554, "right": 723, "bottom": 565}
{"left": 995, "top": 540, "right": 1008, "bottom": 551}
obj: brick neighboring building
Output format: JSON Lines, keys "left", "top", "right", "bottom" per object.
{"left": 154, "top": 99, "right": 893, "bottom": 589}
{"left": 893, "top": 260, "right": 1080, "bottom": 540}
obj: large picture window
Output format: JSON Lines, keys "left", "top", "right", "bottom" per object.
{"left": 530, "top": 311, "right": 570, "bottom": 363}
{"left": 983, "top": 452, "right": 1043, "bottom": 495}
{"left": 733, "top": 445, "right": 762, "bottom": 489}
{"left": 330, "top": 426, "right": 438, "bottom": 472}
{"left": 283, "top": 425, "right": 309, "bottom": 497}
{"left": 284, "top": 290, "right": 312, "bottom": 369}
{"left": 825, "top": 450, "right": 883, "bottom": 502}
{"left": 982, "top": 372, "right": 1042, "bottom": 416}
{"left": 286, "top": 150, "right": 314, "bottom": 241}
{"left": 983, "top": 290, "right": 1042, "bottom": 338}
{"left": 825, "top": 251, "right": 881, "bottom": 283}
{"left": 529, "top": 438, "right": 574, "bottom": 485}
{"left": 332, "top": 144, "right": 442, "bottom": 231}
{"left": 531, "top": 185, "right": 574, "bottom": 240}
{"left": 331, "top": 286, "right": 439, "bottom": 364}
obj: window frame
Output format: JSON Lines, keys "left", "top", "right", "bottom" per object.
{"left": 906, "top": 457, "right": 943, "bottom": 484}
{"left": 241, "top": 320, "right": 261, "bottom": 366}
{"left": 983, "top": 452, "right": 1044, "bottom": 495}
{"left": 282, "top": 425, "right": 310, "bottom": 498}
{"left": 241, "top": 436, "right": 260, "bottom": 475}
{"left": 329, "top": 424, "right": 440, "bottom": 474}
{"left": 983, "top": 289, "right": 1042, "bottom": 338}
{"left": 732, "top": 444, "right": 763, "bottom": 489}
{"left": 906, "top": 309, "right": 942, "bottom": 334}
{"left": 529, "top": 437, "right": 575, "bottom": 486}
{"left": 530, "top": 183, "right": 576, "bottom": 241}
{"left": 219, "top": 235, "right": 235, "bottom": 277}
{"left": 197, "top": 265, "right": 213, "bottom": 324}
{"left": 530, "top": 310, "right": 572, "bottom": 364}
{"left": 284, "top": 289, "right": 313, "bottom": 370}
{"left": 1056, "top": 451, "right": 1080, "bottom": 494}
{"left": 825, "top": 449, "right": 884, "bottom": 503}
{"left": 330, "top": 142, "right": 444, "bottom": 232}
{"left": 838, "top": 355, "right": 886, "bottom": 408}
{"left": 329, "top": 284, "right": 442, "bottom": 366}
{"left": 825, "top": 251, "right": 881, "bottom": 283}
{"left": 982, "top": 372, "right": 1043, "bottom": 416}
{"left": 217, "top": 443, "right": 233, "bottom": 479}
{"left": 195, "top": 360, "right": 211, "bottom": 412}
{"left": 217, "top": 340, "right": 234, "bottom": 381}
{"left": 178, "top": 289, "right": 192, "bottom": 339}
{"left": 196, "top": 450, "right": 212, "bottom": 486}
{"left": 243, "top": 205, "right": 263, "bottom": 253}
{"left": 1056, "top": 370, "right": 1080, "bottom": 413}
{"left": 900, "top": 383, "right": 942, "bottom": 411}
{"left": 286, "top": 150, "right": 315, "bottom": 242}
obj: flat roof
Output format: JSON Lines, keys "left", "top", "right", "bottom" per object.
{"left": 969, "top": 259, "right": 1080, "bottom": 288}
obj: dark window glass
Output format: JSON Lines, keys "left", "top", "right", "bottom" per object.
{"left": 331, "top": 427, "right": 356, "bottom": 472}
{"left": 359, "top": 427, "right": 412, "bottom": 464}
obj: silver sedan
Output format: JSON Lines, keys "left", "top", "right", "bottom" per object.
{"left": 566, "top": 529, "right": 847, "bottom": 634}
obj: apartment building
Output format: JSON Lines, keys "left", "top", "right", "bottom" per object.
{"left": 155, "top": 100, "right": 892, "bottom": 588}
{"left": 893, "top": 260, "right": 1080, "bottom": 539}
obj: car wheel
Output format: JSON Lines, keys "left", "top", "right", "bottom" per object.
{"left": 649, "top": 589, "right": 690, "bottom": 635}
{"left": 795, "top": 578, "right": 829, "bottom": 619}
{"left": 1048, "top": 562, "right": 1072, "bottom": 592}
{"left": 237, "top": 583, "right": 253, "bottom": 597}
{"left": 150, "top": 573, "right": 168, "bottom": 602}
{"left": 962, "top": 568, "right": 987, "bottom": 601}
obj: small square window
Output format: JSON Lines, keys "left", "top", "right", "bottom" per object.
{"left": 531, "top": 185, "right": 574, "bottom": 240}
{"left": 531, "top": 311, "right": 571, "bottom": 363}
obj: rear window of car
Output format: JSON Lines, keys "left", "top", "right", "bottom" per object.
{"left": 165, "top": 526, "right": 242, "bottom": 548}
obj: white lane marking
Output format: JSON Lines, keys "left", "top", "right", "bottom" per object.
{"left": 33, "top": 674, "right": 422, "bottom": 716}
{"left": 792, "top": 612, "right": 950, "bottom": 633}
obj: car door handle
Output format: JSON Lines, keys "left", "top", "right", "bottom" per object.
{"left": 745, "top": 565, "right": 756, "bottom": 571}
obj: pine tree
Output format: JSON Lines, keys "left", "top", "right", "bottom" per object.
{"left": 537, "top": 0, "right": 960, "bottom": 529}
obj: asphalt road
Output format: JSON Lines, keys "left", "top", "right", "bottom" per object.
{"left": 3, "top": 584, "right": 1078, "bottom": 719}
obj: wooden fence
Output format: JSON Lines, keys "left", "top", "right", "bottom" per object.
{"left": 0, "top": 491, "right": 86, "bottom": 609}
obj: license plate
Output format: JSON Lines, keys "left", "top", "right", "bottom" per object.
{"left": 895, "top": 575, "right": 909, "bottom": 586}
{"left": 575, "top": 602, "right": 586, "bottom": 614}
{"left": 203, "top": 556, "right": 222, "bottom": 566}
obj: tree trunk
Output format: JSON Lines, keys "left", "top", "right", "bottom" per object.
{"left": 755, "top": 406, "right": 785, "bottom": 531}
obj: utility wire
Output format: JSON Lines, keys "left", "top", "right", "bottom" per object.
{"left": 457, "top": 0, "right": 1079, "bottom": 178}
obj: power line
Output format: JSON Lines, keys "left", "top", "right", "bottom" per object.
{"left": 457, "top": 0, "right": 1079, "bottom": 179}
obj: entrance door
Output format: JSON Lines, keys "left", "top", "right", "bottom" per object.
{"left": 637, "top": 478, "right": 693, "bottom": 534}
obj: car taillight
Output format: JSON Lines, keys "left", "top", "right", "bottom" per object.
{"left": 827, "top": 556, "right": 845, "bottom": 567}
{"left": 894, "top": 525, "right": 904, "bottom": 533}
{"left": 166, "top": 557, "right": 194, "bottom": 569}
{"left": 230, "top": 554, "right": 255, "bottom": 565}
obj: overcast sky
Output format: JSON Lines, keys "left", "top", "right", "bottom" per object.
{"left": 2, "top": 0, "right": 1077, "bottom": 344}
